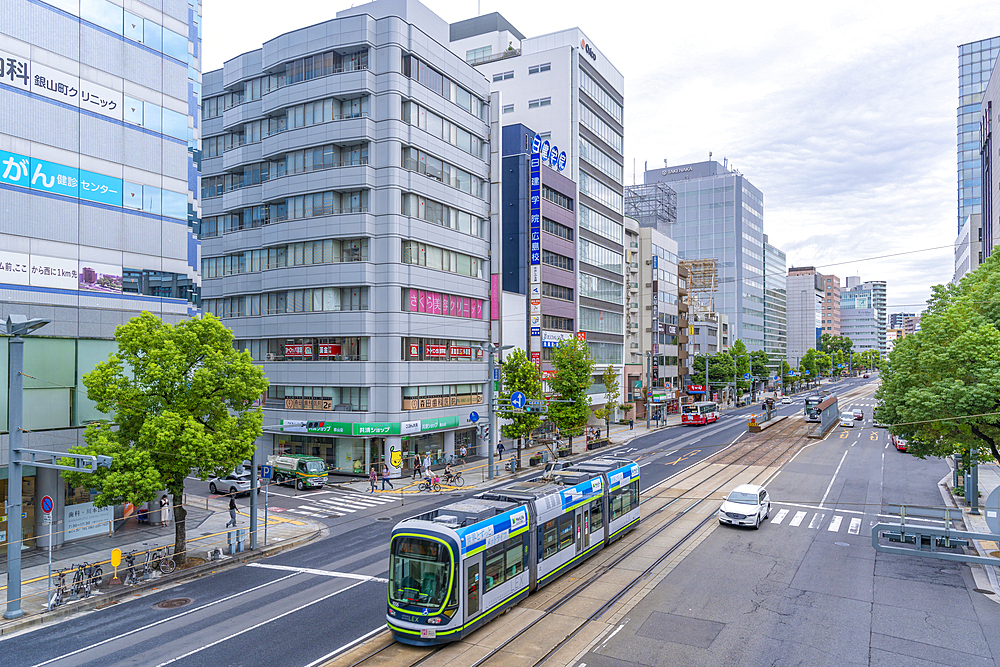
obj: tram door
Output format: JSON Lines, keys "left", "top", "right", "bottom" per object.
{"left": 583, "top": 509, "right": 590, "bottom": 550}
{"left": 575, "top": 513, "right": 582, "bottom": 553}
{"left": 466, "top": 562, "right": 480, "bottom": 617}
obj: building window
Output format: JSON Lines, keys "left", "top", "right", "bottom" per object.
{"left": 402, "top": 384, "right": 484, "bottom": 410}
{"left": 528, "top": 97, "right": 552, "bottom": 108}
{"left": 528, "top": 63, "right": 551, "bottom": 75}
{"left": 268, "top": 386, "right": 368, "bottom": 412}
{"left": 402, "top": 241, "right": 483, "bottom": 278}
{"left": 543, "top": 315, "right": 574, "bottom": 331}
{"left": 466, "top": 46, "right": 492, "bottom": 64}
{"left": 401, "top": 149, "right": 486, "bottom": 200}
{"left": 402, "top": 101, "right": 487, "bottom": 160}
{"left": 492, "top": 71, "right": 513, "bottom": 82}
{"left": 402, "top": 338, "right": 485, "bottom": 361}
{"left": 238, "top": 337, "right": 369, "bottom": 361}
{"left": 502, "top": 104, "right": 514, "bottom": 114}
{"left": 542, "top": 250, "right": 573, "bottom": 272}
{"left": 542, "top": 283, "right": 573, "bottom": 301}
{"left": 542, "top": 186, "right": 573, "bottom": 211}
{"left": 403, "top": 54, "right": 486, "bottom": 119}
{"left": 580, "top": 307, "right": 623, "bottom": 334}
{"left": 542, "top": 218, "right": 573, "bottom": 241}
{"left": 402, "top": 289, "right": 486, "bottom": 319}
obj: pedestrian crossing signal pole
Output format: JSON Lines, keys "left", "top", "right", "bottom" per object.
{"left": 481, "top": 343, "right": 513, "bottom": 480}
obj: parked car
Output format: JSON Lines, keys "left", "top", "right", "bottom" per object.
{"left": 209, "top": 472, "right": 259, "bottom": 496}
{"left": 840, "top": 412, "right": 855, "bottom": 427}
{"left": 863, "top": 373, "right": 870, "bottom": 378}
{"left": 851, "top": 406, "right": 864, "bottom": 420}
{"left": 892, "top": 435, "right": 908, "bottom": 452}
{"left": 718, "top": 484, "right": 771, "bottom": 529}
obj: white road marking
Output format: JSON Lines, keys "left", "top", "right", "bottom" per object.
{"left": 848, "top": 518, "right": 862, "bottom": 535}
{"left": 154, "top": 579, "right": 371, "bottom": 666}
{"left": 789, "top": 511, "right": 807, "bottom": 527}
{"left": 600, "top": 623, "right": 626, "bottom": 648}
{"left": 828, "top": 515, "right": 843, "bottom": 532}
{"left": 808, "top": 513, "right": 825, "bottom": 529}
{"left": 28, "top": 573, "right": 301, "bottom": 667}
{"left": 820, "top": 449, "right": 850, "bottom": 507}
{"left": 770, "top": 509, "right": 789, "bottom": 524}
{"left": 302, "top": 627, "right": 386, "bottom": 667}
{"left": 247, "top": 563, "right": 388, "bottom": 582}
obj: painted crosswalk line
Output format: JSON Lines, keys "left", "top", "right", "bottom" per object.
{"left": 789, "top": 511, "right": 807, "bottom": 527}
{"left": 770, "top": 509, "right": 789, "bottom": 525}
{"left": 828, "top": 515, "right": 843, "bottom": 532}
{"left": 848, "top": 518, "right": 862, "bottom": 535}
{"left": 808, "top": 513, "right": 825, "bottom": 529}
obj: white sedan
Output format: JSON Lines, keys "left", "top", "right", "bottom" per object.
{"left": 208, "top": 472, "right": 260, "bottom": 496}
{"left": 840, "top": 412, "right": 855, "bottom": 427}
{"left": 780, "top": 396, "right": 792, "bottom": 404}
{"left": 718, "top": 484, "right": 771, "bottom": 529}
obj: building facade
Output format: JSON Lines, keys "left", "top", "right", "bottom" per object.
{"left": 820, "top": 273, "right": 841, "bottom": 337}
{"left": 955, "top": 36, "right": 999, "bottom": 281}
{"left": 450, "top": 15, "right": 628, "bottom": 408}
{"left": 842, "top": 276, "right": 887, "bottom": 355}
{"left": 762, "top": 234, "right": 787, "bottom": 373}
{"left": 888, "top": 312, "right": 915, "bottom": 329}
{"left": 643, "top": 160, "right": 774, "bottom": 354}
{"left": 981, "top": 51, "right": 1000, "bottom": 262}
{"left": 201, "top": 0, "right": 492, "bottom": 476}
{"left": 785, "top": 266, "right": 823, "bottom": 366}
{"left": 1, "top": 0, "right": 202, "bottom": 552}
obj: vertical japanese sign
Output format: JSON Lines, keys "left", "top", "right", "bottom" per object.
{"left": 529, "top": 139, "right": 542, "bottom": 339}
{"left": 530, "top": 351, "right": 541, "bottom": 372}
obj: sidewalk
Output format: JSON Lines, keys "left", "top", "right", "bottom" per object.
{"left": 0, "top": 490, "right": 325, "bottom": 635}
{"left": 941, "top": 461, "right": 1000, "bottom": 598}
{"left": 336, "top": 414, "right": 685, "bottom": 496}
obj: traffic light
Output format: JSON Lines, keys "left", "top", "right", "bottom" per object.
{"left": 306, "top": 421, "right": 325, "bottom": 429}
{"left": 95, "top": 455, "right": 113, "bottom": 469}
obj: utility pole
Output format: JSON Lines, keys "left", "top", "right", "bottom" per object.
{"left": 481, "top": 343, "right": 513, "bottom": 480}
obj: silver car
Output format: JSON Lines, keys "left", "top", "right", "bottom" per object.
{"left": 209, "top": 472, "right": 258, "bottom": 496}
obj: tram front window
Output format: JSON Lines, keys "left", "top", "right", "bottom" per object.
{"left": 389, "top": 537, "right": 451, "bottom": 608}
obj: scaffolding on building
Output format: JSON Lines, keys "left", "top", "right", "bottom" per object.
{"left": 625, "top": 182, "right": 677, "bottom": 230}
{"left": 679, "top": 258, "right": 718, "bottom": 312}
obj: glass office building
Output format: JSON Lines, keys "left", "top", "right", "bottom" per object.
{"left": 644, "top": 161, "right": 772, "bottom": 353}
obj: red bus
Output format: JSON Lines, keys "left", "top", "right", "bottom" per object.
{"left": 681, "top": 401, "right": 720, "bottom": 425}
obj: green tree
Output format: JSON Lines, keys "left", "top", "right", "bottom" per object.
{"left": 877, "top": 257, "right": 1000, "bottom": 463}
{"left": 800, "top": 348, "right": 821, "bottom": 382}
{"left": 547, "top": 338, "right": 595, "bottom": 446}
{"left": 500, "top": 348, "right": 543, "bottom": 456}
{"left": 62, "top": 313, "right": 269, "bottom": 565}
{"left": 820, "top": 333, "right": 854, "bottom": 356}
{"left": 750, "top": 350, "right": 770, "bottom": 380}
{"left": 780, "top": 360, "right": 793, "bottom": 393}
{"left": 691, "top": 352, "right": 735, "bottom": 396}
{"left": 592, "top": 365, "right": 620, "bottom": 434}
{"left": 730, "top": 340, "right": 751, "bottom": 397}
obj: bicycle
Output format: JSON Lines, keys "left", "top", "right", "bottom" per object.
{"left": 417, "top": 477, "right": 441, "bottom": 493}
{"left": 441, "top": 472, "right": 464, "bottom": 487}
{"left": 68, "top": 563, "right": 87, "bottom": 598}
{"left": 153, "top": 545, "right": 177, "bottom": 574}
{"left": 48, "top": 569, "right": 68, "bottom": 610}
{"left": 84, "top": 561, "right": 104, "bottom": 590}
{"left": 445, "top": 453, "right": 466, "bottom": 466}
{"left": 122, "top": 551, "right": 139, "bottom": 586}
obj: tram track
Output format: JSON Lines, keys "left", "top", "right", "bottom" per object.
{"left": 321, "top": 415, "right": 811, "bottom": 667}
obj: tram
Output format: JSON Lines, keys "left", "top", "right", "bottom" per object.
{"left": 804, "top": 395, "right": 824, "bottom": 422}
{"left": 386, "top": 457, "right": 640, "bottom": 645}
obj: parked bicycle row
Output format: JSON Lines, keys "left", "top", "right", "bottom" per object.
{"left": 47, "top": 545, "right": 175, "bottom": 610}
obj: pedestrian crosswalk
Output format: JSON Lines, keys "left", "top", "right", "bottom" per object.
{"left": 276, "top": 488, "right": 399, "bottom": 519}
{"left": 767, "top": 506, "right": 866, "bottom": 535}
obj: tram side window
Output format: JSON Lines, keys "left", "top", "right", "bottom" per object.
{"left": 542, "top": 519, "right": 559, "bottom": 560}
{"left": 630, "top": 480, "right": 640, "bottom": 511}
{"left": 591, "top": 499, "right": 603, "bottom": 533}
{"left": 610, "top": 488, "right": 625, "bottom": 521}
{"left": 558, "top": 514, "right": 574, "bottom": 550}
{"left": 505, "top": 534, "right": 526, "bottom": 579}
{"left": 484, "top": 543, "right": 505, "bottom": 593}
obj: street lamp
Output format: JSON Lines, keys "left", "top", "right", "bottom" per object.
{"left": 5, "top": 315, "right": 51, "bottom": 620}
{"left": 478, "top": 343, "right": 513, "bottom": 480}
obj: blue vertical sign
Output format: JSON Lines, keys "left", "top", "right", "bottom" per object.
{"left": 529, "top": 149, "right": 541, "bottom": 267}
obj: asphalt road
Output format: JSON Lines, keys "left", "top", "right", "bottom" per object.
{"left": 577, "top": 382, "right": 1000, "bottom": 667}
{"left": 1, "top": 377, "right": 904, "bottom": 667}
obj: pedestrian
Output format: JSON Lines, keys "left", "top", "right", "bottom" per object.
{"left": 382, "top": 462, "right": 394, "bottom": 490}
{"left": 411, "top": 454, "right": 421, "bottom": 479}
{"left": 159, "top": 494, "right": 170, "bottom": 527}
{"left": 497, "top": 441, "right": 505, "bottom": 459}
{"left": 629, "top": 418, "right": 634, "bottom": 430}
{"left": 423, "top": 452, "right": 432, "bottom": 474}
{"left": 369, "top": 466, "right": 377, "bottom": 493}
{"left": 459, "top": 443, "right": 467, "bottom": 462}
{"left": 226, "top": 495, "right": 238, "bottom": 528}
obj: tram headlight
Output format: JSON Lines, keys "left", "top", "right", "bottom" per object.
{"left": 388, "top": 609, "right": 397, "bottom": 617}
{"left": 427, "top": 617, "right": 443, "bottom": 624}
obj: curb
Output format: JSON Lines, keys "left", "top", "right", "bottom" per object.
{"left": 0, "top": 522, "right": 327, "bottom": 637}
{"left": 936, "top": 465, "right": 1000, "bottom": 600}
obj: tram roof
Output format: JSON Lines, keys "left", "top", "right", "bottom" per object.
{"left": 567, "top": 457, "right": 635, "bottom": 473}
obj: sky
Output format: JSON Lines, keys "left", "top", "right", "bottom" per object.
{"left": 202, "top": 0, "right": 1000, "bottom": 314}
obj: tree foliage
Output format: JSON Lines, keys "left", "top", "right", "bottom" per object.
{"left": 500, "top": 348, "right": 542, "bottom": 443}
{"left": 800, "top": 348, "right": 821, "bottom": 379}
{"left": 62, "top": 313, "right": 269, "bottom": 564}
{"left": 750, "top": 350, "right": 770, "bottom": 380}
{"left": 592, "top": 365, "right": 620, "bottom": 428}
{"left": 691, "top": 352, "right": 734, "bottom": 393}
{"left": 731, "top": 340, "right": 751, "bottom": 391}
{"left": 547, "top": 338, "right": 595, "bottom": 438}
{"left": 820, "top": 333, "right": 854, "bottom": 356}
{"left": 876, "top": 256, "right": 1000, "bottom": 463}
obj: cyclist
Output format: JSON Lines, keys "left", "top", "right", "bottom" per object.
{"left": 442, "top": 462, "right": 455, "bottom": 485}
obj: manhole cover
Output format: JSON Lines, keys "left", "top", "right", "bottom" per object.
{"left": 154, "top": 598, "right": 192, "bottom": 609}
{"left": 376, "top": 517, "right": 392, "bottom": 522}
{"left": 834, "top": 542, "right": 850, "bottom": 547}
{"left": 973, "top": 588, "right": 995, "bottom": 595}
